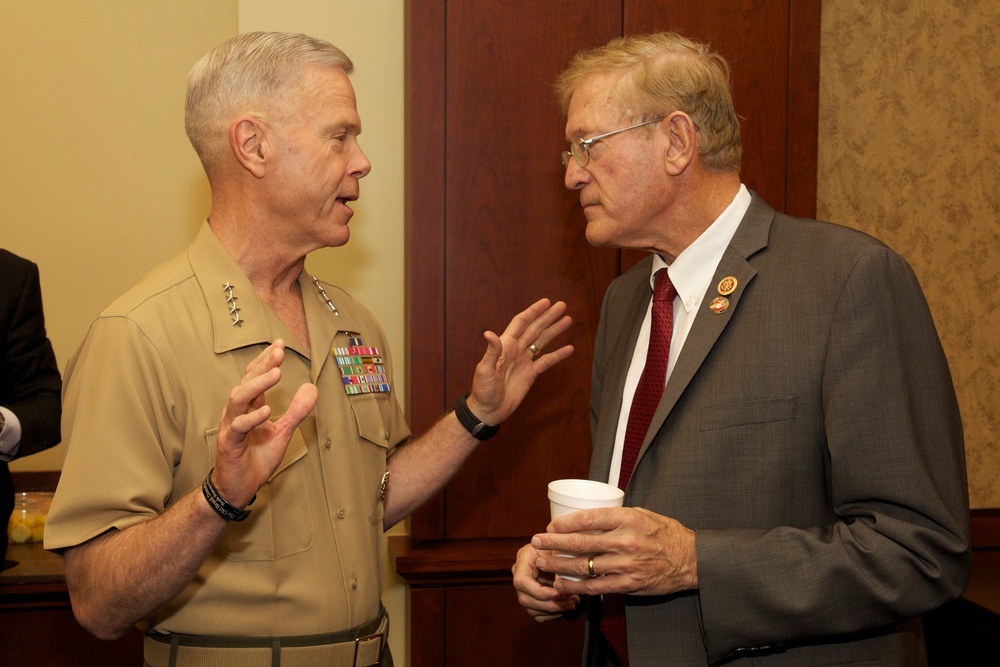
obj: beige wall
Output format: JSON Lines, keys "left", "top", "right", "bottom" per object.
{"left": 818, "top": 0, "right": 1000, "bottom": 509}
{"left": 2, "top": 0, "right": 236, "bottom": 469}
{"left": 1, "top": 0, "right": 411, "bottom": 662}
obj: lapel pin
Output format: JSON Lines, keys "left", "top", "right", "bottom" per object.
{"left": 709, "top": 296, "right": 729, "bottom": 315}
{"left": 717, "top": 276, "right": 738, "bottom": 296}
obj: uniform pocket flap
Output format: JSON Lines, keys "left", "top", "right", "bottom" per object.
{"left": 350, "top": 395, "right": 390, "bottom": 448}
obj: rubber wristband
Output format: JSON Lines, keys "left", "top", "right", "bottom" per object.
{"left": 454, "top": 393, "right": 500, "bottom": 441}
{"left": 202, "top": 468, "right": 253, "bottom": 522}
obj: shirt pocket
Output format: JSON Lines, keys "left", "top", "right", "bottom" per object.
{"left": 348, "top": 394, "right": 390, "bottom": 526}
{"left": 204, "top": 427, "right": 314, "bottom": 561}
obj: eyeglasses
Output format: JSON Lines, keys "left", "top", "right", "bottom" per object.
{"left": 561, "top": 117, "right": 665, "bottom": 168}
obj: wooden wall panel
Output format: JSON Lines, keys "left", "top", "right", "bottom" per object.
{"left": 625, "top": 0, "right": 793, "bottom": 210}
{"left": 392, "top": 535, "right": 586, "bottom": 667}
{"left": 444, "top": 585, "right": 584, "bottom": 666}
{"left": 440, "top": 0, "right": 621, "bottom": 540}
{"left": 405, "top": 0, "right": 449, "bottom": 539}
{"left": 786, "top": 0, "right": 822, "bottom": 217}
{"left": 620, "top": 0, "right": 820, "bottom": 269}
{"left": 409, "top": 0, "right": 623, "bottom": 542}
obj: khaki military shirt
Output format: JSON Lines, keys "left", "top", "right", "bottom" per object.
{"left": 46, "top": 223, "right": 410, "bottom": 636}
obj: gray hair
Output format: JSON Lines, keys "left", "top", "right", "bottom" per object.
{"left": 555, "top": 32, "right": 742, "bottom": 172}
{"left": 185, "top": 32, "right": 354, "bottom": 177}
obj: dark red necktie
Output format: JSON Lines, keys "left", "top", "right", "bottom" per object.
{"left": 601, "top": 268, "right": 676, "bottom": 667}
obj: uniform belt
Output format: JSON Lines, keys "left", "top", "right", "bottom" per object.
{"left": 143, "top": 608, "right": 388, "bottom": 667}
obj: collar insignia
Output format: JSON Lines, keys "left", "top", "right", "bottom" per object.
{"left": 223, "top": 283, "right": 242, "bottom": 326}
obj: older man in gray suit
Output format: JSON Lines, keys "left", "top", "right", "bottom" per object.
{"left": 512, "top": 32, "right": 970, "bottom": 667}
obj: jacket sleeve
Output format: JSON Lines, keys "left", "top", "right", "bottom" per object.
{"left": 1, "top": 257, "right": 61, "bottom": 458}
{"left": 695, "top": 246, "right": 970, "bottom": 663}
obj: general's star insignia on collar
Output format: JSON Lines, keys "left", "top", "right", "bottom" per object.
{"left": 311, "top": 275, "right": 340, "bottom": 316}
{"left": 223, "top": 282, "right": 242, "bottom": 326}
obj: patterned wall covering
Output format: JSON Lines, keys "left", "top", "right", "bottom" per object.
{"left": 817, "top": 0, "right": 1000, "bottom": 508}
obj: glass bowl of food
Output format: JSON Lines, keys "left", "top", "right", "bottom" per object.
{"left": 6, "top": 492, "right": 53, "bottom": 544}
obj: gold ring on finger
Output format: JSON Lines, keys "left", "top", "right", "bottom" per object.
{"left": 588, "top": 555, "right": 597, "bottom": 578}
{"left": 527, "top": 343, "right": 540, "bottom": 356}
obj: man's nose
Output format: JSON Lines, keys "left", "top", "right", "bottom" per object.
{"left": 564, "top": 159, "right": 590, "bottom": 191}
{"left": 352, "top": 143, "right": 372, "bottom": 179}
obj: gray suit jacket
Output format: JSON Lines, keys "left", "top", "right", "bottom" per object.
{"left": 584, "top": 195, "right": 970, "bottom": 666}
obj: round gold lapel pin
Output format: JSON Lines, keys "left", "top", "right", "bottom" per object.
{"left": 709, "top": 296, "right": 729, "bottom": 315}
{"left": 717, "top": 276, "right": 738, "bottom": 296}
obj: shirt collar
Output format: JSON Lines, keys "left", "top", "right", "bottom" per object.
{"left": 187, "top": 222, "right": 271, "bottom": 354}
{"left": 186, "top": 222, "right": 360, "bottom": 359}
{"left": 653, "top": 183, "right": 751, "bottom": 314}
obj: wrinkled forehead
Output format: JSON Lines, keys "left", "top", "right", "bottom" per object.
{"left": 564, "top": 73, "right": 632, "bottom": 139}
{"left": 297, "top": 64, "right": 357, "bottom": 102}
{"left": 280, "top": 64, "right": 361, "bottom": 125}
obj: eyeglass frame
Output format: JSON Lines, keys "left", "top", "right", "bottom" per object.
{"left": 561, "top": 116, "right": 666, "bottom": 168}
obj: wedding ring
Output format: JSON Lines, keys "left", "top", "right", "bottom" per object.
{"left": 588, "top": 556, "right": 597, "bottom": 578}
{"left": 527, "top": 343, "right": 540, "bottom": 356}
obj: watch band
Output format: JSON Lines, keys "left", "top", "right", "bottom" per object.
{"left": 454, "top": 393, "right": 499, "bottom": 441}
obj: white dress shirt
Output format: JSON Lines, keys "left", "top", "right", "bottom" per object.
{"left": 608, "top": 184, "right": 752, "bottom": 485}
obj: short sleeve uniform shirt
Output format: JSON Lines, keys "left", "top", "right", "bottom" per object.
{"left": 46, "top": 223, "right": 410, "bottom": 636}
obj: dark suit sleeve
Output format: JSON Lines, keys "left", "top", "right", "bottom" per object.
{"left": 695, "top": 246, "right": 970, "bottom": 662}
{"left": 1, "top": 254, "right": 61, "bottom": 457}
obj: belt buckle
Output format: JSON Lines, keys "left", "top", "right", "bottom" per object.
{"left": 353, "top": 630, "right": 384, "bottom": 666}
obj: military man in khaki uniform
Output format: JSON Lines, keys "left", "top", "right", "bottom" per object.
{"left": 45, "top": 32, "right": 574, "bottom": 667}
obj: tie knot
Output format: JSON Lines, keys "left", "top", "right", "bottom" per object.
{"left": 653, "top": 268, "right": 676, "bottom": 303}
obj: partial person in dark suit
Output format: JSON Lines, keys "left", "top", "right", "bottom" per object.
{"left": 512, "top": 32, "right": 970, "bottom": 666}
{"left": 1, "top": 249, "right": 61, "bottom": 564}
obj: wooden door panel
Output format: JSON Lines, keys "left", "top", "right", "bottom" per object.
{"left": 625, "top": 0, "right": 788, "bottom": 208}
{"left": 444, "top": 585, "right": 585, "bottom": 666}
{"left": 407, "top": 0, "right": 449, "bottom": 539}
{"left": 626, "top": 0, "right": 793, "bottom": 208}
{"left": 627, "top": 0, "right": 820, "bottom": 219}
{"left": 412, "top": 0, "right": 623, "bottom": 541}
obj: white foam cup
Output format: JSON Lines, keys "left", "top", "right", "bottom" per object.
{"left": 546, "top": 479, "right": 624, "bottom": 580}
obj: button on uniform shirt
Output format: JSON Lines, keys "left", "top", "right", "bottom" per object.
{"left": 46, "top": 222, "right": 410, "bottom": 636}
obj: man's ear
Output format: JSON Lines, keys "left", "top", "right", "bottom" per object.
{"left": 230, "top": 118, "right": 267, "bottom": 178}
{"left": 663, "top": 111, "right": 697, "bottom": 176}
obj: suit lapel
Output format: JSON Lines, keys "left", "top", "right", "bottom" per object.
{"left": 591, "top": 267, "right": 654, "bottom": 482}
{"left": 629, "top": 196, "right": 775, "bottom": 478}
